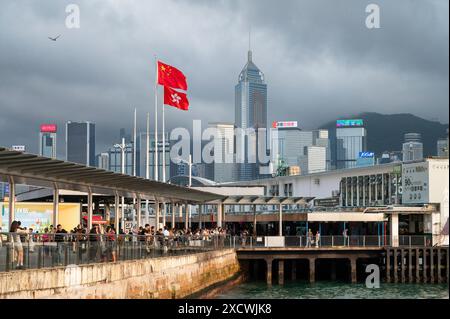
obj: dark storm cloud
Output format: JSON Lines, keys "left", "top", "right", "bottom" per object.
{"left": 0, "top": 0, "right": 448, "bottom": 158}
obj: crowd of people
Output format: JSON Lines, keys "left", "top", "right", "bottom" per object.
{"left": 1, "top": 220, "right": 232, "bottom": 268}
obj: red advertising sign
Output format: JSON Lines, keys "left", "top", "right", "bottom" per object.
{"left": 40, "top": 124, "right": 57, "bottom": 133}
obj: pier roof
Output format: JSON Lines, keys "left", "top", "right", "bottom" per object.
{"left": 0, "top": 147, "right": 223, "bottom": 204}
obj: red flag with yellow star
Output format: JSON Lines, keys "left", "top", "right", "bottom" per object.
{"left": 157, "top": 61, "right": 188, "bottom": 90}
{"left": 163, "top": 86, "right": 189, "bottom": 111}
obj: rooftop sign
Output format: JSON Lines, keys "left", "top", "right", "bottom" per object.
{"left": 336, "top": 119, "right": 364, "bottom": 127}
{"left": 40, "top": 124, "right": 57, "bottom": 133}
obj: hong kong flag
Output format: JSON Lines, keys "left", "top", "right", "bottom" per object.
{"left": 157, "top": 61, "right": 188, "bottom": 90}
{"left": 164, "top": 86, "right": 189, "bottom": 111}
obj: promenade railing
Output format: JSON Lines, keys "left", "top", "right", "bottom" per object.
{"left": 0, "top": 232, "right": 229, "bottom": 273}
{"left": 0, "top": 233, "right": 432, "bottom": 272}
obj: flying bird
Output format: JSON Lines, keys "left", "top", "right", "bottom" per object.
{"left": 48, "top": 34, "right": 61, "bottom": 41}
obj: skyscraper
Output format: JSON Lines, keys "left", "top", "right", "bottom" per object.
{"left": 108, "top": 142, "right": 134, "bottom": 175}
{"left": 235, "top": 49, "right": 268, "bottom": 181}
{"left": 206, "top": 122, "right": 237, "bottom": 183}
{"left": 136, "top": 132, "right": 170, "bottom": 181}
{"left": 402, "top": 133, "right": 423, "bottom": 162}
{"left": 336, "top": 119, "right": 367, "bottom": 169}
{"left": 39, "top": 124, "right": 57, "bottom": 158}
{"left": 66, "top": 121, "right": 95, "bottom": 166}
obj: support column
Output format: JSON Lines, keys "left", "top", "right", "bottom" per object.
{"left": 423, "top": 248, "right": 427, "bottom": 283}
{"left": 278, "top": 260, "right": 284, "bottom": 285}
{"left": 114, "top": 193, "right": 120, "bottom": 230}
{"left": 217, "top": 203, "right": 223, "bottom": 228}
{"left": 171, "top": 203, "right": 176, "bottom": 228}
{"left": 350, "top": 258, "right": 357, "bottom": 284}
{"left": 309, "top": 258, "right": 315, "bottom": 283}
{"left": 430, "top": 248, "right": 435, "bottom": 283}
{"left": 184, "top": 203, "right": 189, "bottom": 230}
{"left": 8, "top": 177, "right": 15, "bottom": 227}
{"left": 136, "top": 196, "right": 142, "bottom": 228}
{"left": 87, "top": 189, "right": 93, "bottom": 231}
{"left": 155, "top": 201, "right": 160, "bottom": 230}
{"left": 199, "top": 204, "right": 203, "bottom": 229}
{"left": 390, "top": 213, "right": 399, "bottom": 247}
{"left": 401, "top": 249, "right": 405, "bottom": 283}
{"left": 356, "top": 177, "right": 360, "bottom": 207}
{"left": 408, "top": 249, "right": 413, "bottom": 283}
{"left": 279, "top": 204, "right": 283, "bottom": 236}
{"left": 393, "top": 249, "right": 398, "bottom": 283}
{"left": 386, "top": 248, "right": 391, "bottom": 283}
{"left": 266, "top": 259, "right": 273, "bottom": 286}
{"left": 162, "top": 203, "right": 166, "bottom": 227}
{"left": 121, "top": 196, "right": 125, "bottom": 233}
{"left": 415, "top": 248, "right": 420, "bottom": 283}
{"left": 253, "top": 204, "right": 257, "bottom": 236}
{"left": 53, "top": 184, "right": 59, "bottom": 227}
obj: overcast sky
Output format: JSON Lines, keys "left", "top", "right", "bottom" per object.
{"left": 0, "top": 0, "right": 448, "bottom": 158}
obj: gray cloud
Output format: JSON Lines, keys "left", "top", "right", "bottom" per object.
{"left": 0, "top": 0, "right": 448, "bottom": 158}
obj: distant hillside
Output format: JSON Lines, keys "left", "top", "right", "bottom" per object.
{"left": 320, "top": 112, "right": 448, "bottom": 158}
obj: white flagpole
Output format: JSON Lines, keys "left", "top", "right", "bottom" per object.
{"left": 162, "top": 99, "right": 166, "bottom": 183}
{"left": 146, "top": 112, "right": 150, "bottom": 224}
{"left": 133, "top": 108, "right": 137, "bottom": 177}
{"left": 154, "top": 56, "right": 159, "bottom": 182}
{"left": 133, "top": 108, "right": 137, "bottom": 226}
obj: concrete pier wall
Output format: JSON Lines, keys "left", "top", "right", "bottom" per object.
{"left": 0, "top": 249, "right": 240, "bottom": 299}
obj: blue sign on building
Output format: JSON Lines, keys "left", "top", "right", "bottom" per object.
{"left": 359, "top": 152, "right": 375, "bottom": 158}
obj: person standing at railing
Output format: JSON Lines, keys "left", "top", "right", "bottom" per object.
{"left": 315, "top": 231, "right": 320, "bottom": 248}
{"left": 89, "top": 225, "right": 100, "bottom": 262}
{"left": 306, "top": 229, "right": 313, "bottom": 248}
{"left": 343, "top": 229, "right": 349, "bottom": 247}
{"left": 105, "top": 226, "right": 117, "bottom": 262}
{"left": 54, "top": 224, "right": 67, "bottom": 266}
{"left": 10, "top": 221, "right": 26, "bottom": 269}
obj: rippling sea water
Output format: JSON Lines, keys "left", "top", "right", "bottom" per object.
{"left": 216, "top": 281, "right": 449, "bottom": 299}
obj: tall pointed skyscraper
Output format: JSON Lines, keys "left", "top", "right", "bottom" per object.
{"left": 235, "top": 49, "right": 268, "bottom": 181}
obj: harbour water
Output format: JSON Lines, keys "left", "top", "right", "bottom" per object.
{"left": 216, "top": 281, "right": 449, "bottom": 299}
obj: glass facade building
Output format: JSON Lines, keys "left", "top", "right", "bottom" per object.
{"left": 66, "top": 121, "right": 95, "bottom": 166}
{"left": 136, "top": 132, "right": 170, "bottom": 181}
{"left": 336, "top": 125, "right": 367, "bottom": 169}
{"left": 108, "top": 143, "right": 134, "bottom": 175}
{"left": 39, "top": 132, "right": 56, "bottom": 158}
{"left": 235, "top": 50, "right": 268, "bottom": 181}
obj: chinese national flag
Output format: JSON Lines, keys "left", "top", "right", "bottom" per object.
{"left": 164, "top": 86, "right": 189, "bottom": 111}
{"left": 157, "top": 61, "right": 188, "bottom": 90}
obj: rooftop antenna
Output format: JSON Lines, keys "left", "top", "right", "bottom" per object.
{"left": 248, "top": 27, "right": 252, "bottom": 62}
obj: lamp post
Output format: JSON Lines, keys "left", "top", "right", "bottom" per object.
{"left": 114, "top": 137, "right": 126, "bottom": 233}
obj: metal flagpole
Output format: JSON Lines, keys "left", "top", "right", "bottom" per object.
{"left": 133, "top": 108, "right": 137, "bottom": 225}
{"left": 146, "top": 112, "right": 150, "bottom": 224}
{"left": 154, "top": 56, "right": 159, "bottom": 182}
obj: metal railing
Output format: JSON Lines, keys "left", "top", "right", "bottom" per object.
{"left": 0, "top": 232, "right": 230, "bottom": 273}
{"left": 230, "top": 235, "right": 432, "bottom": 249}
{"left": 0, "top": 232, "right": 432, "bottom": 272}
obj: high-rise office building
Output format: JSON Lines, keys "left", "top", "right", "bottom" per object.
{"left": 39, "top": 124, "right": 57, "bottom": 158}
{"left": 402, "top": 133, "right": 423, "bottom": 162}
{"left": 108, "top": 142, "right": 134, "bottom": 175}
{"left": 336, "top": 119, "right": 367, "bottom": 169}
{"left": 96, "top": 153, "right": 109, "bottom": 170}
{"left": 299, "top": 146, "right": 327, "bottom": 174}
{"left": 136, "top": 132, "right": 170, "bottom": 181}
{"left": 206, "top": 122, "right": 237, "bottom": 183}
{"left": 235, "top": 49, "right": 268, "bottom": 181}
{"left": 66, "top": 121, "right": 95, "bottom": 166}
{"left": 313, "top": 129, "right": 331, "bottom": 170}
